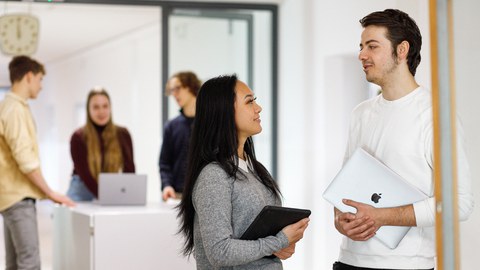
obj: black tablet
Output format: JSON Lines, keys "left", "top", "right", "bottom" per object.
{"left": 240, "top": 205, "right": 311, "bottom": 240}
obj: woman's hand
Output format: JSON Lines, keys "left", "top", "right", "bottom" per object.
{"left": 273, "top": 243, "right": 295, "bottom": 260}
{"left": 281, "top": 217, "right": 310, "bottom": 244}
{"left": 273, "top": 218, "right": 309, "bottom": 260}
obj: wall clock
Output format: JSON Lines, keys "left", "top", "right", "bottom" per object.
{"left": 0, "top": 14, "right": 40, "bottom": 56}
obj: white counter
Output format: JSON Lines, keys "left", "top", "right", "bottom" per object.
{"left": 53, "top": 202, "right": 196, "bottom": 270}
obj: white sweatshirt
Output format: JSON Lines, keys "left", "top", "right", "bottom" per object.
{"left": 339, "top": 87, "right": 474, "bottom": 269}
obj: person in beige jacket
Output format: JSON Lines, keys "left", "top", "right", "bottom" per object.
{"left": 0, "top": 55, "right": 75, "bottom": 270}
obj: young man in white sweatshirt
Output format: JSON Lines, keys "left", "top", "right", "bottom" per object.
{"left": 332, "top": 9, "right": 474, "bottom": 270}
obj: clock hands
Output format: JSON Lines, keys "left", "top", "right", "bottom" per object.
{"left": 16, "top": 18, "right": 21, "bottom": 39}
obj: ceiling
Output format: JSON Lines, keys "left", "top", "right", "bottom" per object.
{"left": 0, "top": 1, "right": 160, "bottom": 87}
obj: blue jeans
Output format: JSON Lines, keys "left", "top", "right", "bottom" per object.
{"left": 66, "top": 175, "right": 95, "bottom": 201}
{"left": 1, "top": 198, "right": 40, "bottom": 270}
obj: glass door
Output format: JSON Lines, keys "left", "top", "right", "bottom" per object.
{"left": 163, "top": 4, "right": 277, "bottom": 177}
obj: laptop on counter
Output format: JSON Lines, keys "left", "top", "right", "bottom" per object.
{"left": 323, "top": 148, "right": 428, "bottom": 249}
{"left": 97, "top": 173, "right": 147, "bottom": 206}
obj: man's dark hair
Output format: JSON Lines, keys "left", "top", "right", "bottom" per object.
{"left": 8, "top": 55, "right": 45, "bottom": 84}
{"left": 167, "top": 71, "right": 202, "bottom": 96}
{"left": 360, "top": 9, "right": 422, "bottom": 76}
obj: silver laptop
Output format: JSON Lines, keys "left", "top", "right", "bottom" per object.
{"left": 323, "top": 148, "right": 428, "bottom": 249}
{"left": 98, "top": 173, "right": 147, "bottom": 206}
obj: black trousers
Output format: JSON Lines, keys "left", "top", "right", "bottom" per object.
{"left": 333, "top": 261, "right": 434, "bottom": 270}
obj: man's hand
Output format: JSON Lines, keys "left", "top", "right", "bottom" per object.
{"left": 334, "top": 203, "right": 377, "bottom": 241}
{"left": 162, "top": 186, "right": 177, "bottom": 201}
{"left": 26, "top": 169, "right": 76, "bottom": 207}
{"left": 343, "top": 199, "right": 384, "bottom": 226}
{"left": 342, "top": 198, "right": 416, "bottom": 228}
{"left": 48, "top": 191, "right": 76, "bottom": 207}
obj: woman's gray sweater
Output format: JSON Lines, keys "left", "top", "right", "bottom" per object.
{"left": 192, "top": 163, "right": 289, "bottom": 270}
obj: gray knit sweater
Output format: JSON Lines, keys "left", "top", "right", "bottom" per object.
{"left": 192, "top": 163, "right": 289, "bottom": 270}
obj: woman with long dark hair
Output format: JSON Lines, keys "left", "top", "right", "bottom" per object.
{"left": 178, "top": 75, "right": 309, "bottom": 269}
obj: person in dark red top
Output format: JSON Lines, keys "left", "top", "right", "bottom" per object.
{"left": 67, "top": 87, "right": 135, "bottom": 201}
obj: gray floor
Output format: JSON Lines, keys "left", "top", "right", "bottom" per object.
{"left": 0, "top": 200, "right": 54, "bottom": 270}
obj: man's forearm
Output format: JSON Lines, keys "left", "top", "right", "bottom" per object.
{"left": 376, "top": 204, "right": 416, "bottom": 227}
{"left": 26, "top": 168, "right": 53, "bottom": 197}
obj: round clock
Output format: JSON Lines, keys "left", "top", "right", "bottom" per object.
{"left": 0, "top": 13, "right": 40, "bottom": 56}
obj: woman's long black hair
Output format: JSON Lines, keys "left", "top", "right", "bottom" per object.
{"left": 177, "top": 74, "right": 281, "bottom": 256}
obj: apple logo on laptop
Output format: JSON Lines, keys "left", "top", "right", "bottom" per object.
{"left": 121, "top": 187, "right": 126, "bottom": 193}
{"left": 371, "top": 193, "right": 382, "bottom": 203}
